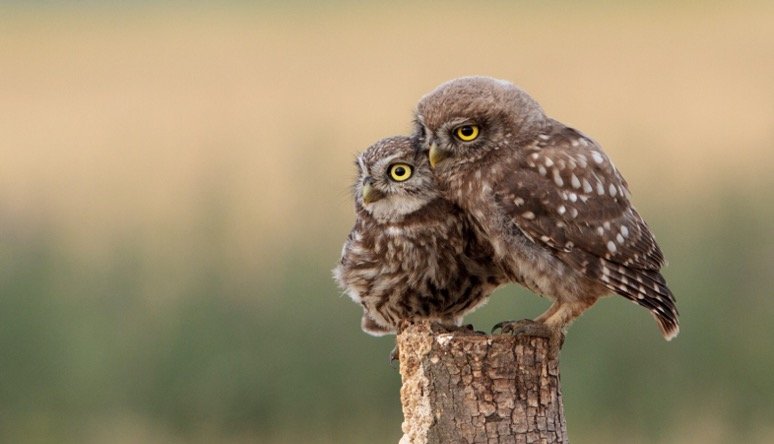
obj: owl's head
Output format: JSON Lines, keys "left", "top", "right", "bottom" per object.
{"left": 354, "top": 136, "right": 439, "bottom": 222}
{"left": 414, "top": 76, "right": 547, "bottom": 170}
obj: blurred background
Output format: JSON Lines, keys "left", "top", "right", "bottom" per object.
{"left": 1, "top": 1, "right": 772, "bottom": 443}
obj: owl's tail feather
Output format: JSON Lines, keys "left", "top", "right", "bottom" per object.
{"left": 598, "top": 259, "right": 680, "bottom": 341}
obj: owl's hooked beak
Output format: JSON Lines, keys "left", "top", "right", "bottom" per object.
{"left": 428, "top": 143, "right": 450, "bottom": 168}
{"left": 362, "top": 181, "right": 385, "bottom": 204}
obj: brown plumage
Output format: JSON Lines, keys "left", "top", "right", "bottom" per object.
{"left": 414, "top": 76, "right": 679, "bottom": 340}
{"left": 334, "top": 136, "right": 505, "bottom": 335}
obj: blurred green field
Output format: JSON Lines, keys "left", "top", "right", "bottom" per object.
{"left": 1, "top": 2, "right": 773, "bottom": 443}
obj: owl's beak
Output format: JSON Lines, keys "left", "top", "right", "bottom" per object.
{"left": 428, "top": 143, "right": 450, "bottom": 168}
{"left": 362, "top": 182, "right": 385, "bottom": 204}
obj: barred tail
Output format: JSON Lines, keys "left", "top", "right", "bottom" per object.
{"left": 599, "top": 259, "right": 680, "bottom": 341}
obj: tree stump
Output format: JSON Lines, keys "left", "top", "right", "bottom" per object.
{"left": 397, "top": 321, "right": 567, "bottom": 444}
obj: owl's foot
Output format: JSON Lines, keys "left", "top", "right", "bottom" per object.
{"left": 492, "top": 319, "right": 551, "bottom": 336}
{"left": 492, "top": 319, "right": 564, "bottom": 358}
{"left": 431, "top": 322, "right": 486, "bottom": 335}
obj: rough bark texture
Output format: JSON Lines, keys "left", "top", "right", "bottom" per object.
{"left": 398, "top": 321, "right": 567, "bottom": 444}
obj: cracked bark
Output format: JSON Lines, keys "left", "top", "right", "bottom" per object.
{"left": 398, "top": 321, "right": 567, "bottom": 444}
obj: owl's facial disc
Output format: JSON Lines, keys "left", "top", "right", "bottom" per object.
{"left": 355, "top": 136, "right": 437, "bottom": 222}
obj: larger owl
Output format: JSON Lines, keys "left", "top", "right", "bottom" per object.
{"left": 334, "top": 136, "right": 505, "bottom": 335}
{"left": 413, "top": 76, "right": 679, "bottom": 341}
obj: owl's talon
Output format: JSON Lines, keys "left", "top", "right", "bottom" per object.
{"left": 430, "top": 322, "right": 484, "bottom": 335}
{"left": 491, "top": 320, "right": 509, "bottom": 334}
{"left": 492, "top": 319, "right": 552, "bottom": 338}
{"left": 461, "top": 324, "right": 487, "bottom": 335}
{"left": 493, "top": 319, "right": 564, "bottom": 358}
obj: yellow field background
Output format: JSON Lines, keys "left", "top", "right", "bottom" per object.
{"left": 1, "top": 2, "right": 772, "bottom": 443}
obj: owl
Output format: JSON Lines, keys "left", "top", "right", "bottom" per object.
{"left": 413, "top": 76, "right": 679, "bottom": 342}
{"left": 334, "top": 135, "right": 505, "bottom": 335}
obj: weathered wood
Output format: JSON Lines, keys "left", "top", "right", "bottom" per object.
{"left": 398, "top": 321, "right": 567, "bottom": 444}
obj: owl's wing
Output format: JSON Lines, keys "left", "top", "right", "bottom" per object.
{"left": 495, "top": 122, "right": 678, "bottom": 338}
{"left": 495, "top": 122, "right": 665, "bottom": 272}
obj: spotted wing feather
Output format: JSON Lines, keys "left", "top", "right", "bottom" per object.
{"left": 498, "top": 121, "right": 663, "bottom": 269}
{"left": 496, "top": 121, "right": 678, "bottom": 338}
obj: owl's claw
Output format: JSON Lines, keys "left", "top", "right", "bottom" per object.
{"left": 492, "top": 319, "right": 551, "bottom": 337}
{"left": 492, "top": 319, "right": 565, "bottom": 356}
{"left": 430, "top": 322, "right": 485, "bottom": 335}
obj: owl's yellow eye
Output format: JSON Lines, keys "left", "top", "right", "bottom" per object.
{"left": 388, "top": 163, "right": 413, "bottom": 182}
{"left": 454, "top": 125, "right": 480, "bottom": 142}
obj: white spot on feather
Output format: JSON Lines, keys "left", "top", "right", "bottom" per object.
{"left": 609, "top": 183, "right": 618, "bottom": 197}
{"left": 544, "top": 157, "right": 554, "bottom": 167}
{"left": 538, "top": 165, "right": 547, "bottom": 176}
{"left": 522, "top": 211, "right": 535, "bottom": 220}
{"left": 582, "top": 179, "right": 593, "bottom": 193}
{"left": 596, "top": 181, "right": 605, "bottom": 195}
{"left": 558, "top": 205, "right": 566, "bottom": 215}
{"left": 607, "top": 241, "right": 617, "bottom": 253}
{"left": 621, "top": 225, "right": 629, "bottom": 237}
{"left": 616, "top": 233, "right": 625, "bottom": 244}
{"left": 553, "top": 170, "right": 564, "bottom": 187}
{"left": 513, "top": 197, "right": 525, "bottom": 206}
{"left": 570, "top": 174, "right": 581, "bottom": 189}
{"left": 591, "top": 151, "right": 604, "bottom": 164}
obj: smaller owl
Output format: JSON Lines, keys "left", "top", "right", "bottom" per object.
{"left": 334, "top": 136, "right": 505, "bottom": 335}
